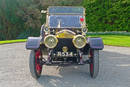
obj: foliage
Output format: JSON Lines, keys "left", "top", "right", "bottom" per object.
{"left": 0, "top": 0, "right": 82, "bottom": 40}
{"left": 0, "top": 0, "right": 41, "bottom": 40}
{"left": 83, "top": 0, "right": 130, "bottom": 32}
{"left": 0, "top": 0, "right": 129, "bottom": 40}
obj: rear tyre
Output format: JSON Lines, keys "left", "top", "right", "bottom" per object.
{"left": 89, "top": 50, "right": 99, "bottom": 78}
{"left": 29, "top": 49, "right": 42, "bottom": 79}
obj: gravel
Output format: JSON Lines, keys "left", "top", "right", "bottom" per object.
{"left": 0, "top": 43, "right": 130, "bottom": 87}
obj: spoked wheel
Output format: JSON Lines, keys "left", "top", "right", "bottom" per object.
{"left": 89, "top": 49, "right": 99, "bottom": 78}
{"left": 29, "top": 49, "right": 43, "bottom": 79}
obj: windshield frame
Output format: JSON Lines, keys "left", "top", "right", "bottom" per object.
{"left": 47, "top": 6, "right": 86, "bottom": 15}
{"left": 46, "top": 6, "right": 86, "bottom": 29}
{"left": 48, "top": 15, "right": 85, "bottom": 29}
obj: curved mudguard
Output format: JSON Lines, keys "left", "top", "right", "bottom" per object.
{"left": 87, "top": 37, "right": 104, "bottom": 50}
{"left": 26, "top": 37, "right": 42, "bottom": 50}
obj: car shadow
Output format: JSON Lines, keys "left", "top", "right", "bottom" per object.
{"left": 37, "top": 65, "right": 90, "bottom": 87}
{"left": 36, "top": 50, "right": 130, "bottom": 87}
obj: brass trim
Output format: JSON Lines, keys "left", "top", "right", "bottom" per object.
{"left": 62, "top": 46, "right": 68, "bottom": 52}
{"left": 56, "top": 30, "right": 76, "bottom": 38}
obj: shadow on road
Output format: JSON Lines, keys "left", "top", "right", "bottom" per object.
{"left": 37, "top": 66, "right": 90, "bottom": 87}
{"left": 36, "top": 50, "right": 130, "bottom": 87}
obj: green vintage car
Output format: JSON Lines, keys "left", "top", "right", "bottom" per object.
{"left": 26, "top": 6, "right": 104, "bottom": 79}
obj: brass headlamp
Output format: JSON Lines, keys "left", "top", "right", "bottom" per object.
{"left": 44, "top": 35, "right": 58, "bottom": 48}
{"left": 73, "top": 35, "right": 86, "bottom": 49}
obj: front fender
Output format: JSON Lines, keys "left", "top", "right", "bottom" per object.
{"left": 26, "top": 37, "right": 42, "bottom": 50}
{"left": 87, "top": 37, "right": 104, "bottom": 50}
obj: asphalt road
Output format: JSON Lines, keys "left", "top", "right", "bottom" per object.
{"left": 0, "top": 43, "right": 130, "bottom": 87}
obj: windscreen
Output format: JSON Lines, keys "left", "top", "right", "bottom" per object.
{"left": 49, "top": 15, "right": 84, "bottom": 28}
{"left": 49, "top": 7, "right": 84, "bottom": 14}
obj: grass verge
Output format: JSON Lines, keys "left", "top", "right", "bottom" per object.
{"left": 88, "top": 35, "right": 130, "bottom": 47}
{"left": 0, "top": 39, "right": 27, "bottom": 44}
{"left": 0, "top": 35, "right": 130, "bottom": 47}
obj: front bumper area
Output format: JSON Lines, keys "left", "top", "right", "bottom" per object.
{"left": 53, "top": 38, "right": 77, "bottom": 52}
{"left": 53, "top": 38, "right": 78, "bottom": 57}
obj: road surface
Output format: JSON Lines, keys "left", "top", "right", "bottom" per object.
{"left": 0, "top": 43, "right": 130, "bottom": 87}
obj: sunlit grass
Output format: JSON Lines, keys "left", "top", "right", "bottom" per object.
{"left": 0, "top": 35, "right": 130, "bottom": 47}
{"left": 88, "top": 35, "right": 130, "bottom": 47}
{"left": 0, "top": 39, "right": 27, "bottom": 44}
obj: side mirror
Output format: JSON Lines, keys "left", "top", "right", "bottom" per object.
{"left": 41, "top": 10, "right": 47, "bottom": 14}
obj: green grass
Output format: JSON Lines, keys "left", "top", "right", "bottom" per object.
{"left": 0, "top": 39, "right": 27, "bottom": 44}
{"left": 88, "top": 35, "right": 130, "bottom": 47}
{"left": 0, "top": 35, "right": 130, "bottom": 47}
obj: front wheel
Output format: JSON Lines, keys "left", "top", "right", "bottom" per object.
{"left": 89, "top": 50, "right": 99, "bottom": 78}
{"left": 29, "top": 49, "right": 43, "bottom": 79}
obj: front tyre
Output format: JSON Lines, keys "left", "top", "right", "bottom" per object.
{"left": 29, "top": 49, "right": 42, "bottom": 79}
{"left": 89, "top": 50, "right": 99, "bottom": 78}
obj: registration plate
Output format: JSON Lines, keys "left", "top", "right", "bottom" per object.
{"left": 56, "top": 52, "right": 74, "bottom": 57}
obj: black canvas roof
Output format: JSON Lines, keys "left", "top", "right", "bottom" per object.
{"left": 48, "top": 6, "right": 84, "bottom": 15}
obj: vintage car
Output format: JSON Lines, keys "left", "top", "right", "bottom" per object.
{"left": 26, "top": 6, "right": 104, "bottom": 79}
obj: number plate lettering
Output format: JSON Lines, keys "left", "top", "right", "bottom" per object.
{"left": 57, "top": 52, "right": 73, "bottom": 57}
